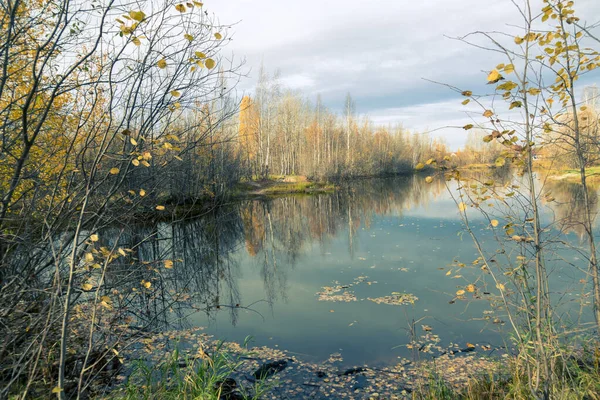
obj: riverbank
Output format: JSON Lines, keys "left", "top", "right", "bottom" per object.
{"left": 108, "top": 328, "right": 502, "bottom": 400}
{"left": 540, "top": 165, "right": 600, "bottom": 183}
{"left": 233, "top": 175, "right": 337, "bottom": 198}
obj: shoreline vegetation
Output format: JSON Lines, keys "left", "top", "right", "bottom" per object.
{"left": 107, "top": 328, "right": 599, "bottom": 400}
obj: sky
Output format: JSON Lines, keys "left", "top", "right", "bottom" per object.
{"left": 207, "top": 0, "right": 600, "bottom": 149}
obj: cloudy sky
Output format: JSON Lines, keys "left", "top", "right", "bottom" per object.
{"left": 208, "top": 0, "right": 600, "bottom": 149}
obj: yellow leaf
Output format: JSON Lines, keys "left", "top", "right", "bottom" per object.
{"left": 515, "top": 36, "right": 524, "bottom": 44}
{"left": 446, "top": 269, "right": 453, "bottom": 276}
{"left": 156, "top": 205, "right": 165, "bottom": 211}
{"left": 157, "top": 59, "right": 167, "bottom": 69}
{"left": 90, "top": 234, "right": 99, "bottom": 242}
{"left": 461, "top": 99, "right": 470, "bottom": 105}
{"left": 466, "top": 284, "right": 476, "bottom": 293}
{"left": 132, "top": 159, "right": 140, "bottom": 166}
{"left": 170, "top": 90, "right": 181, "bottom": 97}
{"left": 458, "top": 202, "right": 467, "bottom": 212}
{"left": 195, "top": 51, "right": 206, "bottom": 58}
{"left": 193, "top": 1, "right": 203, "bottom": 6}
{"left": 129, "top": 10, "right": 146, "bottom": 22}
{"left": 425, "top": 176, "right": 433, "bottom": 184}
{"left": 85, "top": 253, "right": 94, "bottom": 262}
{"left": 495, "top": 157, "right": 506, "bottom": 167}
{"left": 483, "top": 110, "right": 493, "bottom": 118}
{"left": 503, "top": 64, "right": 514, "bottom": 74}
{"left": 456, "top": 289, "right": 466, "bottom": 296}
{"left": 110, "top": 167, "right": 120, "bottom": 175}
{"left": 463, "top": 124, "right": 474, "bottom": 130}
{"left": 214, "top": 32, "right": 223, "bottom": 40}
{"left": 490, "top": 219, "right": 499, "bottom": 227}
{"left": 487, "top": 69, "right": 503, "bottom": 83}
{"left": 52, "top": 387, "right": 63, "bottom": 394}
{"left": 142, "top": 280, "right": 152, "bottom": 289}
{"left": 415, "top": 162, "right": 425, "bottom": 170}
{"left": 496, "top": 283, "right": 505, "bottom": 291}
{"left": 205, "top": 58, "right": 216, "bottom": 69}
{"left": 130, "top": 137, "right": 138, "bottom": 146}
{"left": 164, "top": 260, "right": 174, "bottom": 269}
{"left": 461, "top": 90, "right": 472, "bottom": 97}
{"left": 184, "top": 33, "right": 194, "bottom": 41}
{"left": 132, "top": 36, "right": 141, "bottom": 46}
{"left": 82, "top": 283, "right": 93, "bottom": 291}
{"left": 175, "top": 4, "right": 186, "bottom": 12}
{"left": 466, "top": 342, "right": 475, "bottom": 348}
{"left": 118, "top": 248, "right": 127, "bottom": 256}
{"left": 139, "top": 189, "right": 146, "bottom": 197}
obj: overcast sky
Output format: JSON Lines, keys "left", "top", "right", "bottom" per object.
{"left": 207, "top": 0, "right": 600, "bottom": 149}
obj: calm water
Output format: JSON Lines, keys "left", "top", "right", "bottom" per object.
{"left": 106, "top": 174, "right": 598, "bottom": 367}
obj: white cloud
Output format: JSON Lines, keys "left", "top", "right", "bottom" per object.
{"left": 207, "top": 0, "right": 600, "bottom": 147}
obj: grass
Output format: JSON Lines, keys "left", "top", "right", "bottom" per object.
{"left": 412, "top": 352, "right": 600, "bottom": 400}
{"left": 457, "top": 163, "right": 496, "bottom": 170}
{"left": 111, "top": 340, "right": 270, "bottom": 400}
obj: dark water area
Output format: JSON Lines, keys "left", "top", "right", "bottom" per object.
{"left": 99, "top": 173, "right": 597, "bottom": 367}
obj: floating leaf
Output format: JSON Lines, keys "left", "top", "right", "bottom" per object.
{"left": 130, "top": 137, "right": 138, "bottom": 146}
{"left": 164, "top": 260, "right": 174, "bottom": 269}
{"left": 156, "top": 205, "right": 165, "bottom": 211}
{"left": 132, "top": 159, "right": 140, "bottom": 166}
{"left": 85, "top": 253, "right": 94, "bottom": 262}
{"left": 466, "top": 284, "right": 476, "bottom": 293}
{"left": 82, "top": 283, "right": 93, "bottom": 291}
{"left": 110, "top": 167, "right": 120, "bottom": 175}
{"left": 52, "top": 387, "right": 63, "bottom": 394}
{"left": 425, "top": 176, "right": 433, "bottom": 184}
{"left": 496, "top": 283, "right": 505, "bottom": 291}
{"left": 142, "top": 280, "right": 152, "bottom": 289}
{"left": 490, "top": 219, "right": 499, "bottom": 227}
{"left": 415, "top": 163, "right": 425, "bottom": 170}
{"left": 139, "top": 189, "right": 146, "bottom": 197}
{"left": 456, "top": 289, "right": 466, "bottom": 296}
{"left": 205, "top": 58, "right": 216, "bottom": 69}
{"left": 90, "top": 234, "right": 99, "bottom": 242}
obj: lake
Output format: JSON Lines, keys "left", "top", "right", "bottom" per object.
{"left": 107, "top": 173, "right": 596, "bottom": 368}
